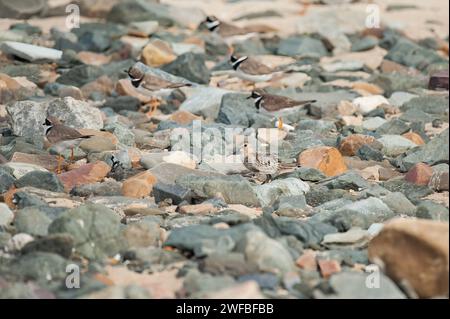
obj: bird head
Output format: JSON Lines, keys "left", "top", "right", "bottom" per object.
{"left": 204, "top": 16, "right": 221, "bottom": 31}
{"left": 229, "top": 55, "right": 248, "bottom": 70}
{"left": 125, "top": 67, "right": 144, "bottom": 88}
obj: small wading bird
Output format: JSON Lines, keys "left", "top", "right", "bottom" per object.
{"left": 43, "top": 116, "right": 92, "bottom": 172}
{"left": 200, "top": 16, "right": 277, "bottom": 38}
{"left": 126, "top": 67, "right": 192, "bottom": 116}
{"left": 201, "top": 16, "right": 249, "bottom": 37}
{"left": 247, "top": 90, "right": 316, "bottom": 112}
{"left": 229, "top": 55, "right": 283, "bottom": 83}
{"left": 241, "top": 142, "right": 279, "bottom": 183}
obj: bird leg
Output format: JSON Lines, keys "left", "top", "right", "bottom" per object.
{"left": 70, "top": 147, "right": 75, "bottom": 162}
{"left": 56, "top": 155, "right": 64, "bottom": 174}
{"left": 146, "top": 98, "right": 161, "bottom": 117}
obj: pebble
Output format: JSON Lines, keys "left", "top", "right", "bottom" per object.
{"left": 298, "top": 146, "right": 348, "bottom": 177}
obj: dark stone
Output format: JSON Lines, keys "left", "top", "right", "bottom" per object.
{"left": 56, "top": 65, "right": 104, "bottom": 87}
{"left": 357, "top": 144, "right": 384, "bottom": 162}
{"left": 0, "top": 169, "right": 15, "bottom": 193}
{"left": 152, "top": 182, "right": 192, "bottom": 205}
{"left": 21, "top": 234, "right": 74, "bottom": 258}
{"left": 429, "top": 70, "right": 449, "bottom": 91}
{"left": 15, "top": 171, "right": 65, "bottom": 193}
{"left": 162, "top": 53, "right": 210, "bottom": 84}
{"left": 320, "top": 171, "right": 370, "bottom": 191}
{"left": 103, "top": 96, "right": 141, "bottom": 113}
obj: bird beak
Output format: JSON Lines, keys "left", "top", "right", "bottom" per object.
{"left": 277, "top": 117, "right": 284, "bottom": 130}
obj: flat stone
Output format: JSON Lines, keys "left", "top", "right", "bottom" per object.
{"left": 121, "top": 171, "right": 157, "bottom": 199}
{"left": 0, "top": 203, "right": 14, "bottom": 227}
{"left": 1, "top": 41, "right": 62, "bottom": 62}
{"left": 58, "top": 161, "right": 111, "bottom": 192}
{"left": 378, "top": 135, "right": 417, "bottom": 157}
{"left": 405, "top": 163, "right": 433, "bottom": 186}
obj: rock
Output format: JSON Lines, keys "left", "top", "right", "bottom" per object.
{"left": 429, "top": 171, "right": 449, "bottom": 192}
{"left": 141, "top": 151, "right": 197, "bottom": 170}
{"left": 318, "top": 259, "right": 341, "bottom": 278}
{"left": 179, "top": 203, "right": 218, "bottom": 215}
{"left": 362, "top": 117, "right": 387, "bottom": 131}
{"left": 21, "top": 234, "right": 74, "bottom": 258}
{"left": 416, "top": 201, "right": 449, "bottom": 222}
{"left": 123, "top": 221, "right": 160, "bottom": 248}
{"left": 104, "top": 122, "right": 135, "bottom": 147}
{"left": 11, "top": 252, "right": 69, "bottom": 283}
{"left": 141, "top": 39, "right": 176, "bottom": 67}
{"left": 339, "top": 134, "right": 377, "bottom": 156}
{"left": 320, "top": 171, "right": 369, "bottom": 191}
{"left": 378, "top": 135, "right": 417, "bottom": 157}
{"left": 149, "top": 163, "right": 217, "bottom": 185}
{"left": 47, "top": 97, "right": 103, "bottom": 130}
{"left": 254, "top": 178, "right": 310, "bottom": 207}
{"left": 352, "top": 95, "right": 389, "bottom": 115}
{"left": 369, "top": 218, "right": 449, "bottom": 298}
{"left": 122, "top": 171, "right": 157, "bottom": 199}
{"left": 323, "top": 271, "right": 406, "bottom": 299}
{"left": 235, "top": 229, "right": 296, "bottom": 275}
{"left": 176, "top": 175, "right": 259, "bottom": 206}
{"left": 129, "top": 20, "right": 159, "bottom": 36}
{"left": 5, "top": 233, "right": 34, "bottom": 252}
{"left": 0, "top": 203, "right": 14, "bottom": 227}
{"left": 0, "top": 73, "right": 40, "bottom": 104}
{"left": 58, "top": 161, "right": 111, "bottom": 192}
{"left": 103, "top": 96, "right": 140, "bottom": 113}
{"left": 402, "top": 129, "right": 449, "bottom": 170}
{"left": 276, "top": 167, "right": 326, "bottom": 182}
{"left": 183, "top": 269, "right": 235, "bottom": 298}
{"left": 278, "top": 36, "right": 328, "bottom": 58}
{"left": 0, "top": 0, "right": 47, "bottom": 19}
{"left": 79, "top": 136, "right": 117, "bottom": 153}
{"left": 376, "top": 119, "right": 410, "bottom": 136}
{"left": 402, "top": 132, "right": 425, "bottom": 146}
{"left": 322, "top": 228, "right": 370, "bottom": 249}
{"left": 313, "top": 197, "right": 394, "bottom": 231}
{"left": 296, "top": 249, "right": 317, "bottom": 271}
{"left": 168, "top": 110, "right": 202, "bottom": 125}
{"left": 162, "top": 53, "right": 210, "bottom": 84}
{"left": 6, "top": 100, "right": 47, "bottom": 139}
{"left": 180, "top": 87, "right": 229, "bottom": 120}
{"left": 217, "top": 92, "right": 260, "bottom": 127}
{"left": 402, "top": 96, "right": 449, "bottom": 119}
{"left": 380, "top": 192, "right": 416, "bottom": 216}
{"left": 204, "top": 281, "right": 264, "bottom": 299}
{"left": 71, "top": 180, "right": 122, "bottom": 197}
{"left": 386, "top": 38, "right": 447, "bottom": 71}
{"left": 107, "top": 0, "right": 175, "bottom": 27}
{"left": 4, "top": 162, "right": 48, "bottom": 179}
{"left": 0, "top": 169, "right": 15, "bottom": 193}
{"left": 1, "top": 41, "right": 62, "bottom": 62}
{"left": 152, "top": 183, "right": 192, "bottom": 205}
{"left": 429, "top": 70, "right": 449, "bottom": 91}
{"left": 405, "top": 163, "right": 433, "bottom": 186}
{"left": 164, "top": 224, "right": 239, "bottom": 257}
{"left": 15, "top": 171, "right": 64, "bottom": 192}
{"left": 14, "top": 207, "right": 52, "bottom": 236}
{"left": 298, "top": 146, "right": 348, "bottom": 177}
{"left": 48, "top": 203, "right": 124, "bottom": 260}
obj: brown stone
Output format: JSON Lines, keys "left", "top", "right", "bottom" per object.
{"left": 81, "top": 75, "right": 114, "bottom": 98}
{"left": 351, "top": 82, "right": 384, "bottom": 95}
{"left": 116, "top": 79, "right": 152, "bottom": 103}
{"left": 339, "top": 134, "right": 377, "bottom": 156}
{"left": 178, "top": 203, "right": 218, "bottom": 215}
{"left": 368, "top": 218, "right": 449, "bottom": 298}
{"left": 122, "top": 222, "right": 160, "bottom": 248}
{"left": 121, "top": 171, "right": 157, "bottom": 198}
{"left": 169, "top": 110, "right": 202, "bottom": 125}
{"left": 429, "top": 69, "right": 449, "bottom": 91}
{"left": 58, "top": 161, "right": 111, "bottom": 192}
{"left": 77, "top": 129, "right": 118, "bottom": 145}
{"left": 402, "top": 132, "right": 425, "bottom": 145}
{"left": 77, "top": 51, "right": 112, "bottom": 66}
{"left": 141, "top": 39, "right": 176, "bottom": 67}
{"left": 57, "top": 85, "right": 84, "bottom": 100}
{"left": 295, "top": 249, "right": 317, "bottom": 271}
{"left": 0, "top": 73, "right": 40, "bottom": 104}
{"left": 318, "top": 259, "right": 341, "bottom": 279}
{"left": 298, "top": 146, "right": 348, "bottom": 177}
{"left": 405, "top": 163, "right": 433, "bottom": 186}
{"left": 429, "top": 171, "right": 449, "bottom": 191}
